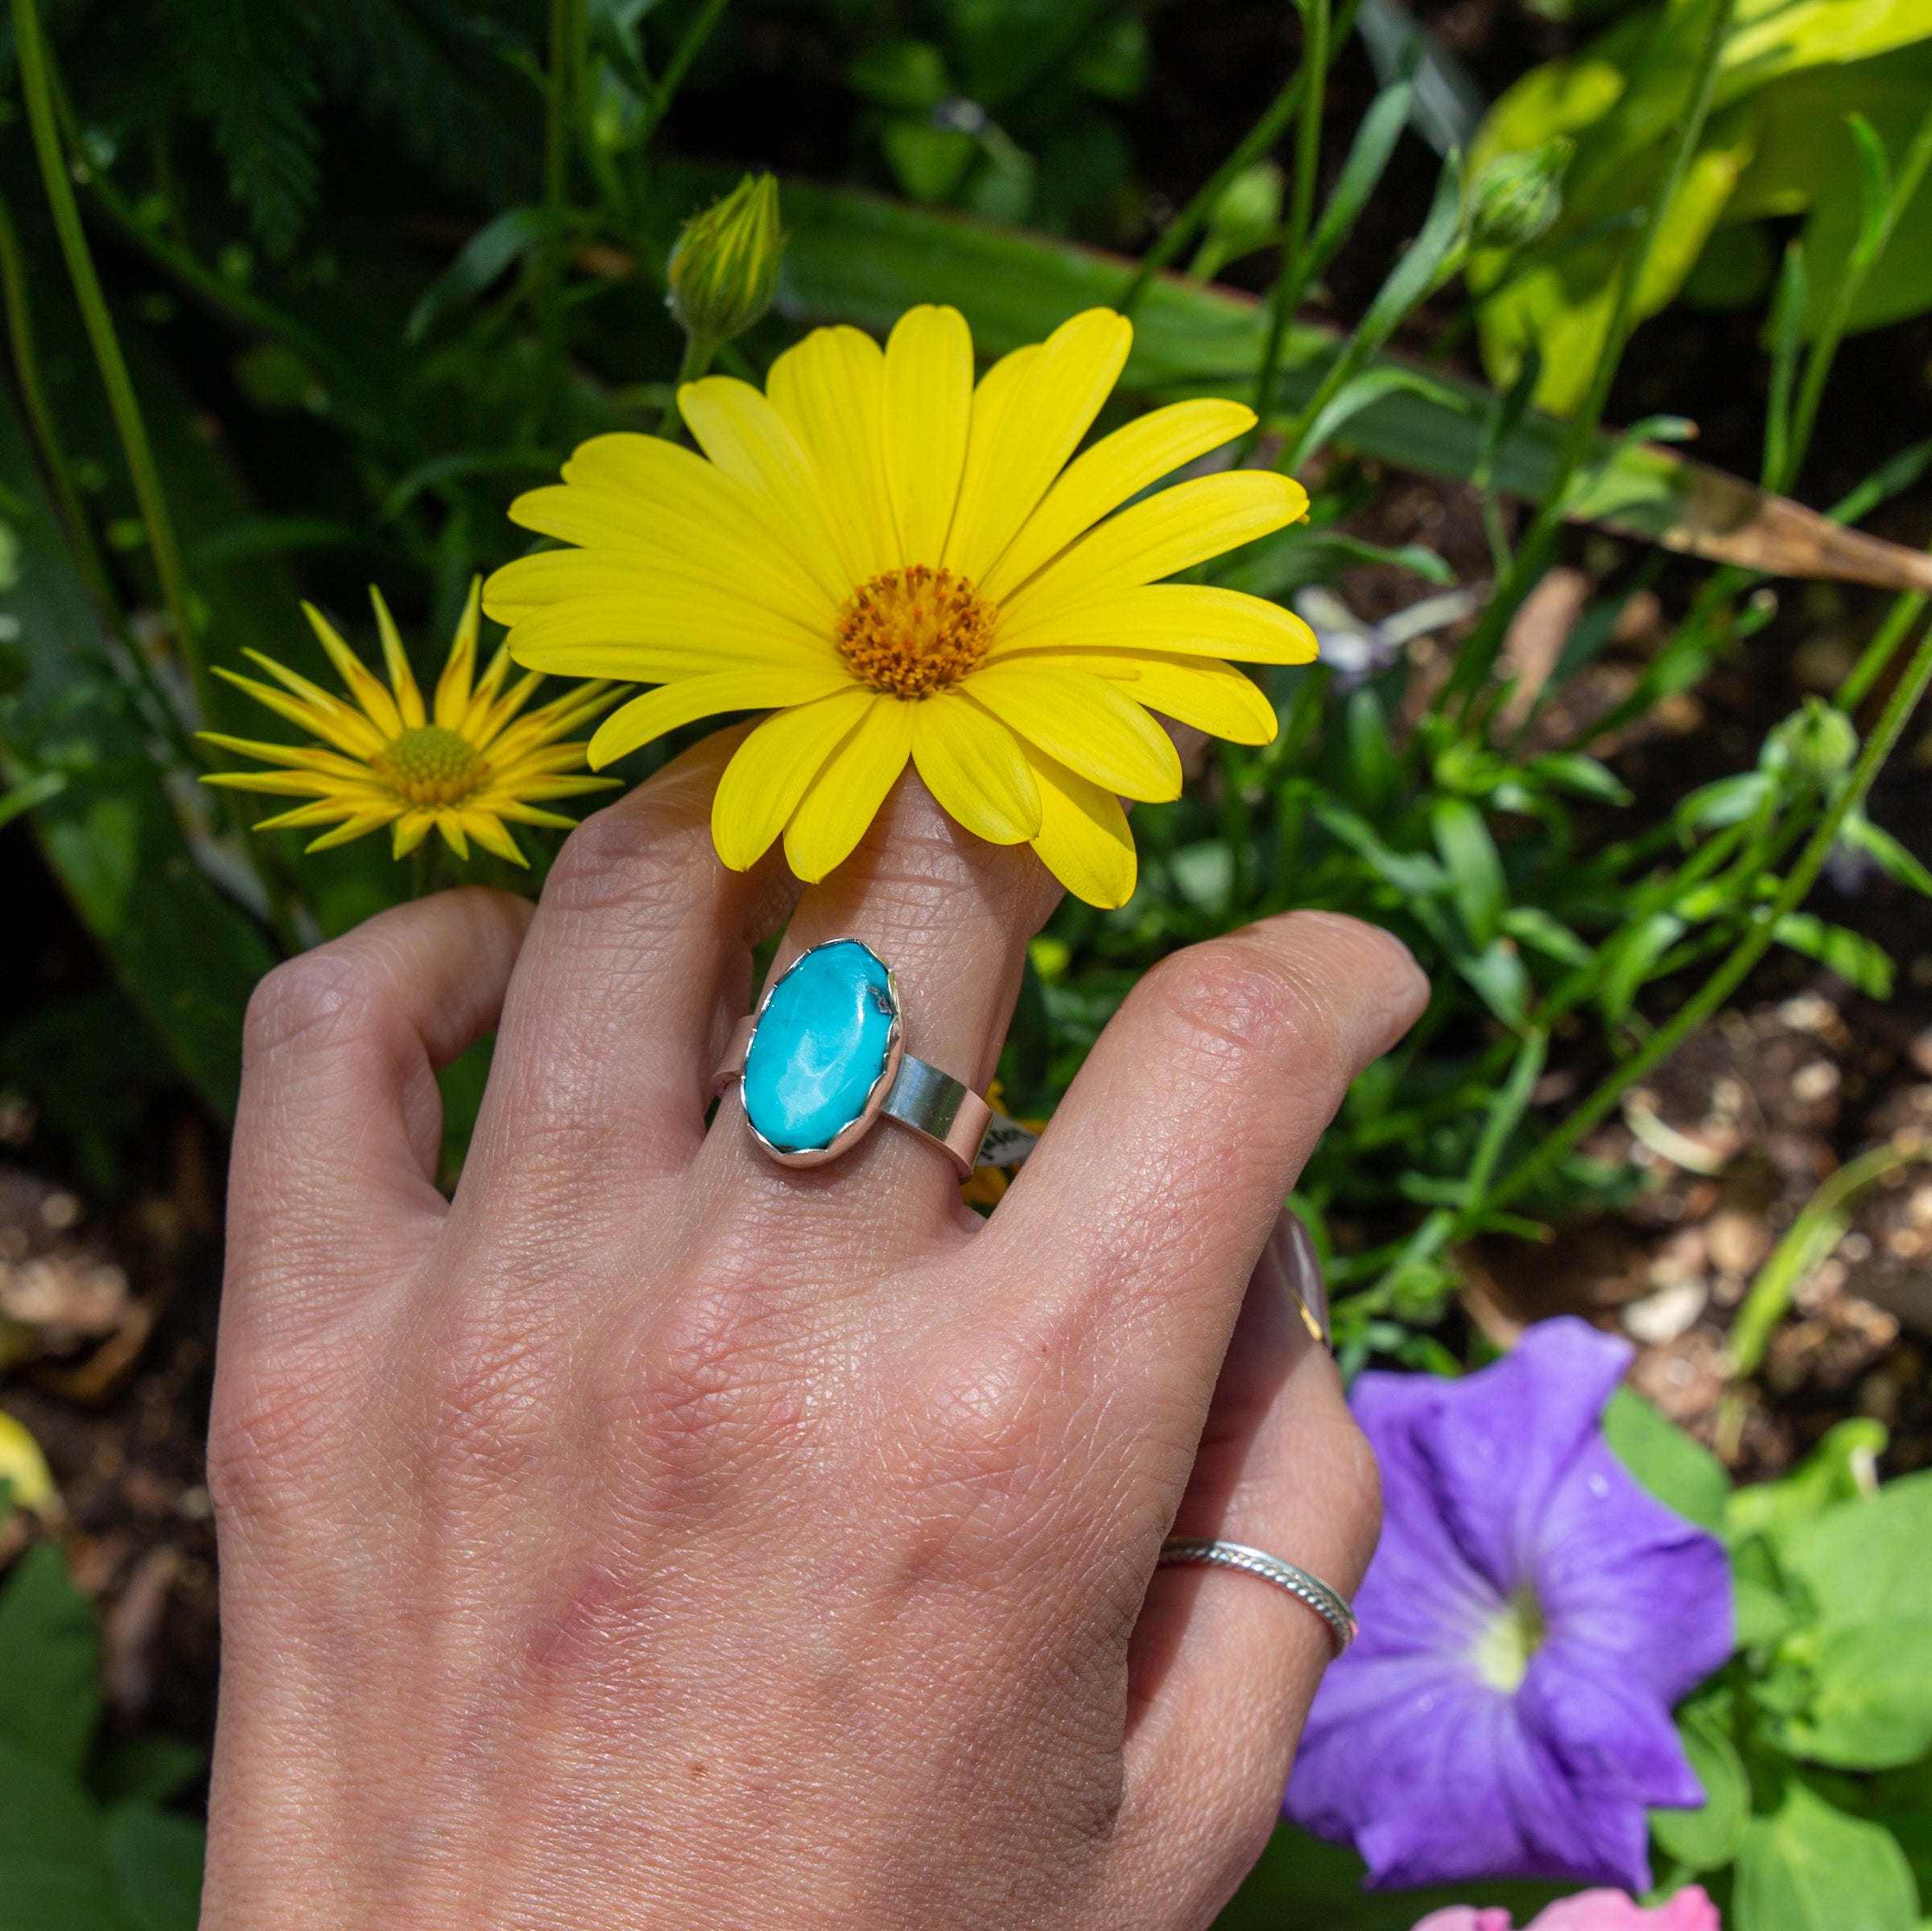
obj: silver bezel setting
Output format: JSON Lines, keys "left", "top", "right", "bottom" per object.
{"left": 737, "top": 939, "right": 904, "bottom": 1169}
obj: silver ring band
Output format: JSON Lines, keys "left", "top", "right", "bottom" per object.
{"left": 1157, "top": 1537, "right": 1357, "bottom": 1655}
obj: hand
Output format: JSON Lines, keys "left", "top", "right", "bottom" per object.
{"left": 204, "top": 729, "right": 1428, "bottom": 1930}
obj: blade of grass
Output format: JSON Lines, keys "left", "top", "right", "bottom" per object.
{"left": 13, "top": 0, "right": 206, "bottom": 728}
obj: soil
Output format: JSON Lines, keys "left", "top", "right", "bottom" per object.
{"left": 4, "top": 0, "right": 1931, "bottom": 1781}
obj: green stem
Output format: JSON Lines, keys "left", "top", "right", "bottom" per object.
{"left": 1242, "top": 0, "right": 1331, "bottom": 455}
{"left": 1787, "top": 101, "right": 1932, "bottom": 485}
{"left": 651, "top": 0, "right": 733, "bottom": 130}
{"left": 14, "top": 0, "right": 209, "bottom": 728}
{"left": 541, "top": 0, "right": 580, "bottom": 434}
{"left": 1836, "top": 589, "right": 1926, "bottom": 714}
{"left": 1728, "top": 1140, "right": 1926, "bottom": 1377}
{"left": 1476, "top": 618, "right": 1932, "bottom": 1223}
{"left": 656, "top": 334, "right": 715, "bottom": 438}
{"left": 0, "top": 191, "right": 114, "bottom": 610}
{"left": 1441, "top": 0, "right": 1737, "bottom": 715}
{"left": 1118, "top": 72, "right": 1308, "bottom": 317}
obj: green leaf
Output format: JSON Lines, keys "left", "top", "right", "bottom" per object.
{"left": 0, "top": 1545, "right": 100, "bottom": 1776}
{"left": 403, "top": 204, "right": 551, "bottom": 343}
{"left": 1781, "top": 1468, "right": 1932, "bottom": 1633}
{"left": 1652, "top": 1702, "right": 1749, "bottom": 1870}
{"left": 1728, "top": 1418, "right": 1889, "bottom": 1549}
{"left": 1734, "top": 1573, "right": 1798, "bottom": 1647}
{"left": 1781, "top": 1619, "right": 1932, "bottom": 1769}
{"left": 1772, "top": 911, "right": 1896, "bottom": 996}
{"left": 1298, "top": 367, "right": 1479, "bottom": 468}
{"left": 89, "top": 1739, "right": 203, "bottom": 1809}
{"left": 1676, "top": 770, "right": 1774, "bottom": 835}
{"left": 0, "top": 1736, "right": 122, "bottom": 1931}
{"left": 1604, "top": 1385, "right": 1732, "bottom": 1530}
{"left": 1499, "top": 903, "right": 1596, "bottom": 967}
{"left": 1736, "top": 1782, "right": 1919, "bottom": 1931}
{"left": 1529, "top": 751, "right": 1633, "bottom": 803}
{"left": 1455, "top": 937, "right": 1533, "bottom": 1027}
{"left": 1599, "top": 911, "right": 1687, "bottom": 1025}
{"left": 1839, "top": 809, "right": 1932, "bottom": 895}
{"left": 102, "top": 1805, "right": 204, "bottom": 1931}
{"left": 1432, "top": 797, "right": 1509, "bottom": 946}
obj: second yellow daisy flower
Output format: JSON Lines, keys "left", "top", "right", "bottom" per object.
{"left": 483, "top": 306, "right": 1316, "bottom": 907}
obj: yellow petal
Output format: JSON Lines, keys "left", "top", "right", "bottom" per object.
{"left": 964, "top": 660, "right": 1182, "bottom": 802}
{"left": 200, "top": 770, "right": 347, "bottom": 798}
{"left": 677, "top": 376, "right": 853, "bottom": 606}
{"left": 218, "top": 663, "right": 387, "bottom": 759}
{"left": 0, "top": 1412, "right": 56, "bottom": 1515}
{"left": 998, "top": 472, "right": 1307, "bottom": 633}
{"left": 436, "top": 811, "right": 471, "bottom": 860}
{"left": 910, "top": 691, "right": 1041, "bottom": 844}
{"left": 197, "top": 732, "right": 378, "bottom": 781}
{"left": 979, "top": 398, "right": 1257, "bottom": 603}
{"left": 256, "top": 797, "right": 384, "bottom": 831}
{"left": 433, "top": 578, "right": 482, "bottom": 728}
{"left": 504, "top": 460, "right": 833, "bottom": 632}
{"left": 783, "top": 695, "right": 914, "bottom": 882}
{"left": 301, "top": 603, "right": 404, "bottom": 738}
{"left": 882, "top": 304, "right": 972, "bottom": 566}
{"left": 504, "top": 592, "right": 836, "bottom": 680}
{"left": 393, "top": 812, "right": 436, "bottom": 857}
{"left": 369, "top": 585, "right": 427, "bottom": 728}
{"left": 994, "top": 584, "right": 1319, "bottom": 663}
{"left": 588, "top": 666, "right": 855, "bottom": 769}
{"left": 943, "top": 309, "right": 1132, "bottom": 584}
{"left": 712, "top": 688, "right": 877, "bottom": 870}
{"left": 766, "top": 324, "right": 900, "bottom": 584}
{"left": 460, "top": 811, "right": 529, "bottom": 867}
{"left": 1050, "top": 650, "right": 1278, "bottom": 744}
{"left": 306, "top": 811, "right": 397, "bottom": 852}
{"left": 1025, "top": 741, "right": 1136, "bottom": 910}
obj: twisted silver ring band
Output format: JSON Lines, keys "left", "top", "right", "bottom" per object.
{"left": 1158, "top": 1537, "right": 1357, "bottom": 1656}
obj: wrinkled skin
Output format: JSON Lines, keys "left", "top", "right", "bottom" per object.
{"left": 204, "top": 729, "right": 1428, "bottom": 1930}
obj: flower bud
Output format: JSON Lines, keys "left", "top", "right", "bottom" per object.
{"left": 1468, "top": 138, "right": 1572, "bottom": 250}
{"left": 1762, "top": 696, "right": 1858, "bottom": 785}
{"left": 666, "top": 174, "right": 785, "bottom": 353}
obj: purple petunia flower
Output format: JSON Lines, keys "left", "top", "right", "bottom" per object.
{"left": 1286, "top": 1318, "right": 1732, "bottom": 1892}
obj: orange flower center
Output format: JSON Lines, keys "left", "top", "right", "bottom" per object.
{"left": 836, "top": 565, "right": 993, "bottom": 699}
{"left": 371, "top": 725, "right": 486, "bottom": 807}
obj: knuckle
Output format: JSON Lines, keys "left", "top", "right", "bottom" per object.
{"left": 595, "top": 1286, "right": 807, "bottom": 1511}
{"left": 420, "top": 1298, "right": 568, "bottom": 1484}
{"left": 206, "top": 1357, "right": 361, "bottom": 1520}
{"left": 543, "top": 789, "right": 718, "bottom": 922}
{"left": 901, "top": 1337, "right": 1084, "bottom": 1568}
{"left": 1138, "top": 932, "right": 1329, "bottom": 1071}
{"left": 242, "top": 945, "right": 386, "bottom": 1067}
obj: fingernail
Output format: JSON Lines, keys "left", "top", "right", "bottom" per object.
{"left": 1274, "top": 1208, "right": 1331, "bottom": 1350}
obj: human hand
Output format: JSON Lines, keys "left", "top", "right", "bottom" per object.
{"left": 204, "top": 728, "right": 1427, "bottom": 1930}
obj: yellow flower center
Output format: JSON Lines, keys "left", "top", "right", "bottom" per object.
{"left": 1473, "top": 1584, "right": 1546, "bottom": 1693}
{"left": 371, "top": 724, "right": 485, "bottom": 806}
{"left": 836, "top": 565, "right": 993, "bottom": 699}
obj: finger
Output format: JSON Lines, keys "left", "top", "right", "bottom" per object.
{"left": 476, "top": 725, "right": 798, "bottom": 1198}
{"left": 981, "top": 911, "right": 1425, "bottom": 1398}
{"left": 224, "top": 887, "right": 532, "bottom": 1325}
{"left": 1111, "top": 1215, "right": 1377, "bottom": 1921}
{"left": 693, "top": 769, "right": 1062, "bottom": 1245}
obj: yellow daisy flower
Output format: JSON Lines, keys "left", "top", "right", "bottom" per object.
{"left": 199, "top": 579, "right": 620, "bottom": 865}
{"left": 482, "top": 306, "right": 1316, "bottom": 907}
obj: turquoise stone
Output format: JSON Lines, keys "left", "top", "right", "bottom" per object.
{"left": 743, "top": 941, "right": 897, "bottom": 1153}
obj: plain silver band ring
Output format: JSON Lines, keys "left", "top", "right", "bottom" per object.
{"left": 1157, "top": 1537, "right": 1358, "bottom": 1656}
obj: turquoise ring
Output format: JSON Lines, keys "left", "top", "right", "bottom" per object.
{"left": 712, "top": 939, "right": 993, "bottom": 1178}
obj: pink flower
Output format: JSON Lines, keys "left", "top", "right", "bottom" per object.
{"left": 1413, "top": 1887, "right": 1719, "bottom": 1931}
